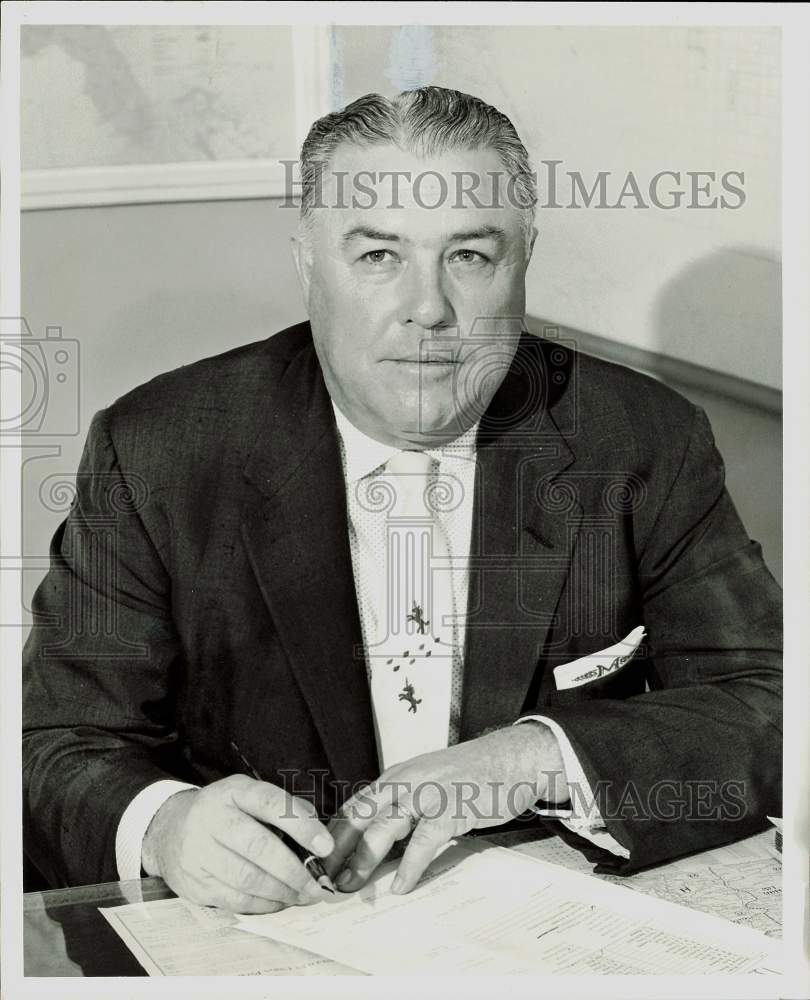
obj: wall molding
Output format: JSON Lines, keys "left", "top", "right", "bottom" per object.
{"left": 529, "top": 319, "right": 782, "bottom": 414}
{"left": 21, "top": 161, "right": 294, "bottom": 210}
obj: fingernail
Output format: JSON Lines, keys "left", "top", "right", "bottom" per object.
{"left": 391, "top": 874, "right": 405, "bottom": 894}
{"left": 312, "top": 834, "right": 333, "bottom": 856}
{"left": 336, "top": 868, "right": 353, "bottom": 888}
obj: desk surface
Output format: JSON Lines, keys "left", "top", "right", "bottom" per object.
{"left": 24, "top": 877, "right": 174, "bottom": 977}
{"left": 23, "top": 829, "right": 781, "bottom": 977}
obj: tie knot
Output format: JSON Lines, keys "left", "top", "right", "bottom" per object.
{"left": 385, "top": 449, "right": 434, "bottom": 478}
{"left": 384, "top": 450, "right": 436, "bottom": 517}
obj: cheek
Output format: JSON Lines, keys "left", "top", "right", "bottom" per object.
{"left": 310, "top": 265, "right": 350, "bottom": 313}
{"left": 490, "top": 267, "right": 527, "bottom": 312}
{"left": 350, "top": 277, "right": 404, "bottom": 328}
{"left": 309, "top": 284, "right": 379, "bottom": 378}
{"left": 312, "top": 266, "right": 391, "bottom": 327}
{"left": 455, "top": 269, "right": 526, "bottom": 323}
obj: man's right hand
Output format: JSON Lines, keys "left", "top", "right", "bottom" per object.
{"left": 140, "top": 775, "right": 334, "bottom": 914}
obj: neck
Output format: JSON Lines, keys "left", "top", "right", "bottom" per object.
{"left": 330, "top": 401, "right": 475, "bottom": 451}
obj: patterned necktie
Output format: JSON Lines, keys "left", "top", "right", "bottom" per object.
{"left": 367, "top": 449, "right": 459, "bottom": 770}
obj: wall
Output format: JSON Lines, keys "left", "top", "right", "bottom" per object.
{"left": 22, "top": 25, "right": 781, "bottom": 390}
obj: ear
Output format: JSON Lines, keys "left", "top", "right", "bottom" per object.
{"left": 290, "top": 229, "right": 312, "bottom": 300}
{"left": 526, "top": 224, "right": 538, "bottom": 263}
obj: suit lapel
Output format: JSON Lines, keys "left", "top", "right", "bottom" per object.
{"left": 240, "top": 338, "right": 378, "bottom": 792}
{"left": 461, "top": 335, "right": 582, "bottom": 737}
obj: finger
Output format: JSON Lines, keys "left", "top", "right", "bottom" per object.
{"left": 182, "top": 869, "right": 290, "bottom": 915}
{"left": 324, "top": 807, "right": 372, "bottom": 876}
{"left": 335, "top": 807, "right": 414, "bottom": 892}
{"left": 228, "top": 895, "right": 287, "bottom": 915}
{"left": 323, "top": 816, "right": 362, "bottom": 879}
{"left": 214, "top": 813, "right": 324, "bottom": 901}
{"left": 197, "top": 839, "right": 318, "bottom": 906}
{"left": 230, "top": 780, "right": 334, "bottom": 857}
{"left": 206, "top": 886, "right": 289, "bottom": 916}
{"left": 391, "top": 817, "right": 452, "bottom": 895}
{"left": 325, "top": 782, "right": 397, "bottom": 877}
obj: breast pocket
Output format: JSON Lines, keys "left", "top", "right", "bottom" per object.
{"left": 542, "top": 655, "right": 649, "bottom": 707}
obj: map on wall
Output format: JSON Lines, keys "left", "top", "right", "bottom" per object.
{"left": 21, "top": 25, "right": 297, "bottom": 170}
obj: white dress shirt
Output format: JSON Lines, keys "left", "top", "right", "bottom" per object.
{"left": 116, "top": 404, "right": 627, "bottom": 879}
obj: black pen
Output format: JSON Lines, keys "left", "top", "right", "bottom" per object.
{"left": 229, "top": 741, "right": 335, "bottom": 894}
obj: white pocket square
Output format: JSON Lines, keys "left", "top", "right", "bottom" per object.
{"left": 553, "top": 626, "right": 646, "bottom": 691}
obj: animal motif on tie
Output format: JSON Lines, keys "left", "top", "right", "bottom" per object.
{"left": 406, "top": 602, "right": 430, "bottom": 635}
{"left": 398, "top": 679, "right": 422, "bottom": 713}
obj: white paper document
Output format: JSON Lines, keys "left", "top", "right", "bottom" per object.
{"left": 236, "top": 840, "right": 781, "bottom": 975}
{"left": 99, "top": 896, "right": 359, "bottom": 976}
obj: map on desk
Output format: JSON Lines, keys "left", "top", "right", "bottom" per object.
{"left": 496, "top": 828, "right": 782, "bottom": 939}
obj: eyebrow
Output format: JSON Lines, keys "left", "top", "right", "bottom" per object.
{"left": 340, "top": 224, "right": 508, "bottom": 246}
{"left": 446, "top": 226, "right": 507, "bottom": 245}
{"left": 341, "top": 226, "right": 402, "bottom": 245}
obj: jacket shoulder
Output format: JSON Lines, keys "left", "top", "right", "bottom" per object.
{"left": 568, "top": 345, "right": 697, "bottom": 434}
{"left": 539, "top": 336, "right": 704, "bottom": 482}
{"left": 101, "top": 321, "right": 312, "bottom": 453}
{"left": 110, "top": 322, "right": 309, "bottom": 416}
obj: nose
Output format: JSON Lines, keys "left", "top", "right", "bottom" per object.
{"left": 398, "top": 258, "right": 456, "bottom": 331}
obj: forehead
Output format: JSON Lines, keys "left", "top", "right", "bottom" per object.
{"left": 312, "top": 141, "right": 526, "bottom": 244}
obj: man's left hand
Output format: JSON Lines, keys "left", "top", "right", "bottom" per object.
{"left": 325, "top": 722, "right": 567, "bottom": 895}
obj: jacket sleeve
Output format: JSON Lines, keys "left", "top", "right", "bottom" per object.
{"left": 23, "top": 409, "right": 189, "bottom": 887}
{"left": 531, "top": 404, "right": 783, "bottom": 872}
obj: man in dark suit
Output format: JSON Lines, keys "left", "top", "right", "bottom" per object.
{"left": 23, "top": 87, "right": 782, "bottom": 912}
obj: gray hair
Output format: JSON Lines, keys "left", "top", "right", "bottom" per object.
{"left": 298, "top": 86, "right": 537, "bottom": 247}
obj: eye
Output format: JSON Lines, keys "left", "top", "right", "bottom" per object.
{"left": 450, "top": 249, "right": 489, "bottom": 264}
{"left": 360, "top": 249, "right": 397, "bottom": 265}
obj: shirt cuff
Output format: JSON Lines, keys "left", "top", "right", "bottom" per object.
{"left": 515, "top": 715, "right": 629, "bottom": 859}
{"left": 115, "top": 779, "right": 199, "bottom": 880}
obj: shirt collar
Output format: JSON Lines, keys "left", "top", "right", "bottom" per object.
{"left": 331, "top": 402, "right": 479, "bottom": 484}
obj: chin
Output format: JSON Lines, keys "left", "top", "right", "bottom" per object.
{"left": 414, "top": 412, "right": 470, "bottom": 443}
{"left": 401, "top": 397, "right": 450, "bottom": 433}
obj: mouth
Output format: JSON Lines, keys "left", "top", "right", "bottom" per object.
{"left": 385, "top": 358, "right": 458, "bottom": 377}
{"left": 387, "top": 358, "right": 458, "bottom": 365}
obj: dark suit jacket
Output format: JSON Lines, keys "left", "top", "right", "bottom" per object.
{"left": 22, "top": 322, "right": 783, "bottom": 888}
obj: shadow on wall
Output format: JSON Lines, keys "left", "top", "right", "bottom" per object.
{"left": 650, "top": 246, "right": 782, "bottom": 585}
{"left": 651, "top": 245, "right": 782, "bottom": 392}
